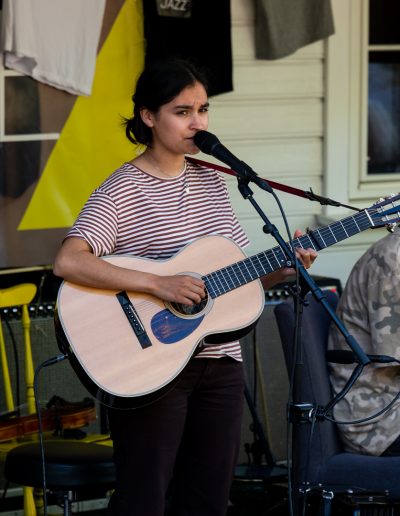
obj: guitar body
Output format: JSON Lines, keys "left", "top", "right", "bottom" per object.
{"left": 55, "top": 235, "right": 265, "bottom": 408}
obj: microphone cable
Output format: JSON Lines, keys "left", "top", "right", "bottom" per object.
{"left": 33, "top": 353, "right": 68, "bottom": 516}
{"left": 322, "top": 357, "right": 400, "bottom": 426}
{"left": 260, "top": 186, "right": 300, "bottom": 516}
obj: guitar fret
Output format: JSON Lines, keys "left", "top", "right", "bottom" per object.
{"left": 232, "top": 262, "right": 248, "bottom": 284}
{"left": 254, "top": 255, "right": 269, "bottom": 276}
{"left": 204, "top": 276, "right": 217, "bottom": 298}
{"left": 315, "top": 229, "right": 328, "bottom": 248}
{"left": 243, "top": 259, "right": 259, "bottom": 281}
{"left": 344, "top": 217, "right": 360, "bottom": 236}
{"left": 250, "top": 255, "right": 267, "bottom": 278}
{"left": 327, "top": 225, "right": 337, "bottom": 242}
{"left": 204, "top": 278, "right": 217, "bottom": 298}
{"left": 237, "top": 262, "right": 253, "bottom": 283}
{"left": 257, "top": 254, "right": 272, "bottom": 274}
{"left": 268, "top": 248, "right": 284, "bottom": 269}
{"left": 335, "top": 221, "right": 348, "bottom": 240}
{"left": 275, "top": 247, "right": 288, "bottom": 266}
{"left": 319, "top": 227, "right": 336, "bottom": 247}
{"left": 208, "top": 272, "right": 224, "bottom": 297}
{"left": 303, "top": 234, "right": 317, "bottom": 251}
{"left": 230, "top": 264, "right": 242, "bottom": 285}
{"left": 219, "top": 269, "right": 232, "bottom": 292}
{"left": 246, "top": 259, "right": 259, "bottom": 279}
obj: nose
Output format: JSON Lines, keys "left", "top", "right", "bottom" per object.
{"left": 190, "top": 112, "right": 208, "bottom": 131}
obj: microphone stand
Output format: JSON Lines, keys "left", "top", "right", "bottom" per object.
{"left": 231, "top": 168, "right": 371, "bottom": 512}
{"left": 227, "top": 167, "right": 371, "bottom": 514}
{"left": 233, "top": 172, "right": 370, "bottom": 368}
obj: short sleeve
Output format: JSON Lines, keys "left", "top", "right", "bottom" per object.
{"left": 66, "top": 189, "right": 119, "bottom": 256}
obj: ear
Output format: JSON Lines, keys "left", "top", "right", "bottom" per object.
{"left": 140, "top": 108, "right": 155, "bottom": 128}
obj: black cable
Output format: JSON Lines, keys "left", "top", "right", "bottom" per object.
{"left": 268, "top": 188, "right": 300, "bottom": 516}
{"left": 4, "top": 318, "right": 21, "bottom": 412}
{"left": 322, "top": 363, "right": 365, "bottom": 415}
{"left": 33, "top": 353, "right": 68, "bottom": 516}
{"left": 36, "top": 272, "right": 47, "bottom": 307}
{"left": 324, "top": 360, "right": 400, "bottom": 426}
{"left": 300, "top": 411, "right": 318, "bottom": 516}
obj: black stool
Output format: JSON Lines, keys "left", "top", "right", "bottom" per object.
{"left": 4, "top": 441, "right": 115, "bottom": 515}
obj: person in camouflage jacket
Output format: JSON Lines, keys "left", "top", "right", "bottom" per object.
{"left": 328, "top": 227, "right": 400, "bottom": 456}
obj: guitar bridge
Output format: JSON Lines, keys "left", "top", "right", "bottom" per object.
{"left": 116, "top": 291, "right": 152, "bottom": 349}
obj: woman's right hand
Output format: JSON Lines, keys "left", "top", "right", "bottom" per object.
{"left": 150, "top": 274, "right": 206, "bottom": 306}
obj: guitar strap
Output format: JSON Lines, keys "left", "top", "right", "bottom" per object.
{"left": 186, "top": 156, "right": 360, "bottom": 211}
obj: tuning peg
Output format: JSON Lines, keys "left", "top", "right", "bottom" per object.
{"left": 386, "top": 223, "right": 397, "bottom": 233}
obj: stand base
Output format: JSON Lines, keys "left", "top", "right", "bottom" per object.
{"left": 234, "top": 463, "right": 287, "bottom": 482}
{"left": 230, "top": 469, "right": 289, "bottom": 516}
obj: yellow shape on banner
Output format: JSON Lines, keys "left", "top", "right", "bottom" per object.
{"left": 18, "top": 0, "right": 144, "bottom": 230}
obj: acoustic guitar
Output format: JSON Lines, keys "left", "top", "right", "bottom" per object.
{"left": 54, "top": 194, "right": 400, "bottom": 408}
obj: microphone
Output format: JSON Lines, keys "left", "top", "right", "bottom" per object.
{"left": 326, "top": 350, "right": 396, "bottom": 364}
{"left": 193, "top": 130, "right": 273, "bottom": 193}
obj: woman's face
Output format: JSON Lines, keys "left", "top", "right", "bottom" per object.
{"left": 141, "top": 81, "right": 209, "bottom": 156}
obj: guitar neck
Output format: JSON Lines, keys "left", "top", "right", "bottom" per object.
{"left": 204, "top": 208, "right": 373, "bottom": 298}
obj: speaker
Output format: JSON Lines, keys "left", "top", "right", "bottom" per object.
{"left": 0, "top": 314, "right": 102, "bottom": 435}
{"left": 238, "top": 277, "right": 342, "bottom": 466}
{"left": 239, "top": 297, "right": 289, "bottom": 465}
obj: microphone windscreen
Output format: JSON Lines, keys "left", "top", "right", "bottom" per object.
{"left": 193, "top": 131, "right": 220, "bottom": 154}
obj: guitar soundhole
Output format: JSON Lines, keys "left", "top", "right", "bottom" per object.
{"left": 168, "top": 292, "right": 209, "bottom": 318}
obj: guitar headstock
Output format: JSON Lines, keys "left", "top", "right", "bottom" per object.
{"left": 369, "top": 193, "right": 400, "bottom": 231}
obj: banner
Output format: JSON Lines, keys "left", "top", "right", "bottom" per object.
{"left": 0, "top": 0, "right": 145, "bottom": 269}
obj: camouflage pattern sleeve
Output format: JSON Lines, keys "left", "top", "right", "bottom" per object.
{"left": 328, "top": 228, "right": 400, "bottom": 455}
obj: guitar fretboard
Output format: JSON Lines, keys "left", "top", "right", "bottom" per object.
{"left": 203, "top": 209, "right": 373, "bottom": 298}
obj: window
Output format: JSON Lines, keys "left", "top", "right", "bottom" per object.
{"left": 367, "top": 0, "right": 400, "bottom": 175}
{"left": 326, "top": 0, "right": 400, "bottom": 208}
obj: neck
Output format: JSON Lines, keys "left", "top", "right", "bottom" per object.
{"left": 141, "top": 150, "right": 186, "bottom": 178}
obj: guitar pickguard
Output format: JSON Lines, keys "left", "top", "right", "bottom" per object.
{"left": 151, "top": 309, "right": 204, "bottom": 344}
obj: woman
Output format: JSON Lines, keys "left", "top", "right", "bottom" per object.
{"left": 54, "top": 58, "right": 317, "bottom": 516}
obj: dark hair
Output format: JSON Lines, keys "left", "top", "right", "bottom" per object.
{"left": 124, "top": 58, "right": 209, "bottom": 146}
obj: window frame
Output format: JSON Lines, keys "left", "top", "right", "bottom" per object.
{"left": 325, "top": 0, "right": 400, "bottom": 216}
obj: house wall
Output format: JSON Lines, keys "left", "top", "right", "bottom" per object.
{"left": 207, "top": 0, "right": 348, "bottom": 286}
{"left": 209, "top": 0, "right": 390, "bottom": 288}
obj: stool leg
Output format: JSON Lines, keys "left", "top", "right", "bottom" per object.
{"left": 24, "top": 486, "right": 37, "bottom": 516}
{"left": 33, "top": 487, "right": 45, "bottom": 515}
{"left": 61, "top": 491, "right": 73, "bottom": 516}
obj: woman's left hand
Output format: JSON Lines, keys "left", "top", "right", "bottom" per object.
{"left": 261, "top": 229, "right": 318, "bottom": 290}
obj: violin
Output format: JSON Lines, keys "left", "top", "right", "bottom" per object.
{"left": 0, "top": 396, "right": 97, "bottom": 442}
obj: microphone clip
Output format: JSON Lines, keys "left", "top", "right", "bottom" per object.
{"left": 288, "top": 402, "right": 323, "bottom": 423}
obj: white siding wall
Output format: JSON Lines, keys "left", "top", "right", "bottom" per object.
{"left": 320, "top": 0, "right": 393, "bottom": 286}
{"left": 202, "top": 0, "right": 389, "bottom": 288}
{"left": 202, "top": 0, "right": 334, "bottom": 282}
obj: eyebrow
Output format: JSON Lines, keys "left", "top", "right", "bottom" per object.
{"left": 174, "top": 102, "right": 210, "bottom": 109}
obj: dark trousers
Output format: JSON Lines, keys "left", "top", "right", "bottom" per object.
{"left": 107, "top": 357, "right": 245, "bottom": 516}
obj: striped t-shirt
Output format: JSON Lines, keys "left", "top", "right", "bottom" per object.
{"left": 67, "top": 159, "right": 250, "bottom": 360}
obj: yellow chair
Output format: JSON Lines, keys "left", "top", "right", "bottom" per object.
{"left": 0, "top": 283, "right": 38, "bottom": 515}
{"left": 0, "top": 283, "right": 113, "bottom": 514}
